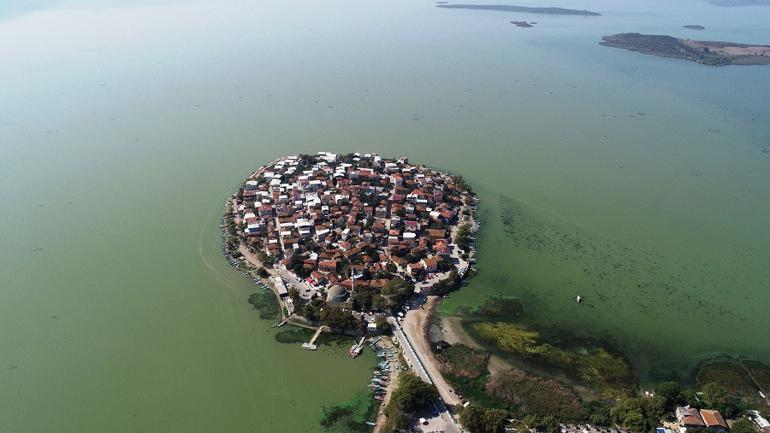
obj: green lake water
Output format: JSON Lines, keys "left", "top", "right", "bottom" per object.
{"left": 1, "top": 0, "right": 769, "bottom": 430}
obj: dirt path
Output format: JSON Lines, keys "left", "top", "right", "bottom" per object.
{"left": 402, "top": 296, "right": 461, "bottom": 407}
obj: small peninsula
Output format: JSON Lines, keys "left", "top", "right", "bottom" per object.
{"left": 436, "top": 4, "right": 601, "bottom": 16}
{"left": 601, "top": 33, "right": 770, "bottom": 65}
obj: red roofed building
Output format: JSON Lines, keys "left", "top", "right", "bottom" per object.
{"left": 421, "top": 256, "right": 439, "bottom": 273}
{"left": 319, "top": 260, "right": 338, "bottom": 273}
{"left": 700, "top": 410, "right": 728, "bottom": 431}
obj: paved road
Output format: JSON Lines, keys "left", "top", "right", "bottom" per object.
{"left": 389, "top": 317, "right": 461, "bottom": 433}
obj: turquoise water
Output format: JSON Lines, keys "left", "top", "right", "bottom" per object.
{"left": 1, "top": 0, "right": 769, "bottom": 430}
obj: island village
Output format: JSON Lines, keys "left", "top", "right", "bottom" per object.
{"left": 224, "top": 152, "right": 475, "bottom": 321}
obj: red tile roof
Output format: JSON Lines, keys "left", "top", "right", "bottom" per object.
{"left": 700, "top": 410, "right": 727, "bottom": 429}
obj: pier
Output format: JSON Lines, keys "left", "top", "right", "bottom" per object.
{"left": 302, "top": 326, "right": 326, "bottom": 350}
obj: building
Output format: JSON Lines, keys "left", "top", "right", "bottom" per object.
{"left": 676, "top": 407, "right": 705, "bottom": 428}
{"left": 326, "top": 284, "right": 349, "bottom": 303}
{"left": 273, "top": 276, "right": 288, "bottom": 297}
{"left": 700, "top": 410, "right": 728, "bottom": 431}
{"left": 750, "top": 410, "right": 770, "bottom": 433}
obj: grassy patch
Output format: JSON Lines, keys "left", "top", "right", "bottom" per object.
{"left": 741, "top": 360, "right": 770, "bottom": 394}
{"left": 444, "top": 372, "right": 511, "bottom": 411}
{"left": 435, "top": 344, "right": 490, "bottom": 379}
{"left": 486, "top": 368, "right": 583, "bottom": 420}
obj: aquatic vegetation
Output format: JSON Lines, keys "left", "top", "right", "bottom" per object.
{"left": 320, "top": 390, "right": 377, "bottom": 433}
{"left": 474, "top": 296, "right": 524, "bottom": 320}
{"left": 274, "top": 328, "right": 312, "bottom": 344}
{"left": 247, "top": 291, "right": 280, "bottom": 320}
{"left": 474, "top": 322, "right": 541, "bottom": 353}
{"left": 472, "top": 321, "right": 633, "bottom": 388}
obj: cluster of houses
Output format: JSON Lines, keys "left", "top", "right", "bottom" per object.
{"left": 231, "top": 152, "right": 471, "bottom": 305}
{"left": 670, "top": 406, "right": 770, "bottom": 433}
{"left": 660, "top": 406, "right": 770, "bottom": 433}
{"left": 670, "top": 406, "right": 729, "bottom": 432}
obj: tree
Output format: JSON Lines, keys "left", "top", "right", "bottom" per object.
{"left": 301, "top": 304, "right": 319, "bottom": 321}
{"left": 460, "top": 404, "right": 507, "bottom": 433}
{"left": 320, "top": 305, "right": 359, "bottom": 330}
{"left": 584, "top": 400, "right": 611, "bottom": 426}
{"left": 610, "top": 398, "right": 652, "bottom": 433}
{"left": 381, "top": 277, "right": 414, "bottom": 309}
{"left": 375, "top": 316, "right": 390, "bottom": 331}
{"left": 524, "top": 415, "right": 561, "bottom": 433}
{"left": 288, "top": 288, "right": 302, "bottom": 307}
{"left": 700, "top": 382, "right": 744, "bottom": 419}
{"left": 256, "top": 267, "right": 269, "bottom": 278}
{"left": 655, "top": 381, "right": 683, "bottom": 412}
{"left": 730, "top": 418, "right": 756, "bottom": 433}
{"left": 391, "top": 372, "right": 438, "bottom": 413}
{"left": 372, "top": 295, "right": 388, "bottom": 311}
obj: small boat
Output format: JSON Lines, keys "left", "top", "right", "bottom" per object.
{"left": 576, "top": 295, "right": 583, "bottom": 304}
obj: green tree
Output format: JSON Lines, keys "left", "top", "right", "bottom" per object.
{"left": 391, "top": 372, "right": 438, "bottom": 413}
{"left": 730, "top": 418, "right": 756, "bottom": 433}
{"left": 288, "top": 288, "right": 302, "bottom": 307}
{"left": 319, "top": 305, "right": 359, "bottom": 330}
{"left": 381, "top": 277, "right": 414, "bottom": 309}
{"left": 375, "top": 316, "right": 390, "bottom": 331}
{"left": 301, "top": 304, "right": 318, "bottom": 321}
{"left": 460, "top": 405, "right": 507, "bottom": 433}
{"left": 655, "top": 381, "right": 683, "bottom": 412}
{"left": 701, "top": 382, "right": 745, "bottom": 419}
{"left": 524, "top": 415, "right": 560, "bottom": 433}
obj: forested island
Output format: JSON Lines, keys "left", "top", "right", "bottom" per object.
{"left": 436, "top": 4, "right": 601, "bottom": 16}
{"left": 601, "top": 33, "right": 770, "bottom": 65}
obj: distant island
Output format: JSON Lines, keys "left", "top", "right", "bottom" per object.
{"left": 705, "top": 0, "right": 770, "bottom": 6}
{"left": 436, "top": 4, "right": 601, "bottom": 16}
{"left": 683, "top": 24, "right": 705, "bottom": 29}
{"left": 601, "top": 33, "right": 770, "bottom": 65}
{"left": 510, "top": 20, "right": 534, "bottom": 28}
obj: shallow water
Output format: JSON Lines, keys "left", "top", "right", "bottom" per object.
{"left": 1, "top": 0, "right": 769, "bottom": 430}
